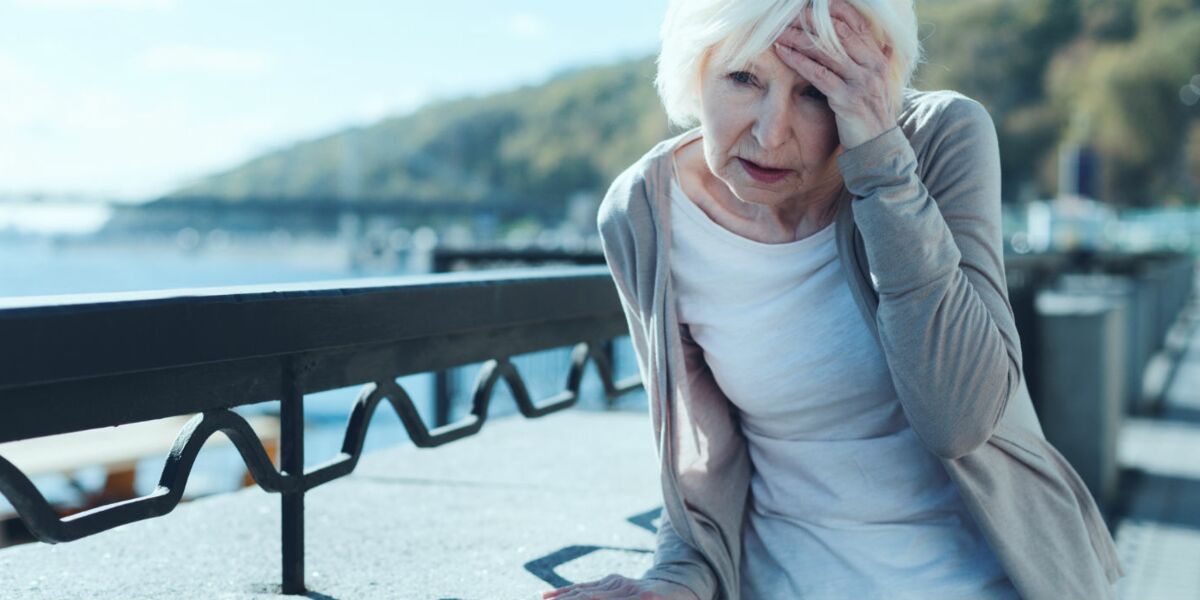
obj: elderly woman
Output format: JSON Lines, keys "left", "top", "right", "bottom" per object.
{"left": 544, "top": 0, "right": 1124, "bottom": 598}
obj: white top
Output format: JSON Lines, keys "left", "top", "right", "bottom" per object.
{"left": 667, "top": 179, "right": 1019, "bottom": 599}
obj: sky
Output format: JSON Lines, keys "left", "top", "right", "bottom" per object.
{"left": 0, "top": 0, "right": 667, "bottom": 200}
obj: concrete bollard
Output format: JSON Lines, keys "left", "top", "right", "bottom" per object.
{"left": 1006, "top": 253, "right": 1068, "bottom": 420}
{"left": 1035, "top": 291, "right": 1126, "bottom": 512}
{"left": 1056, "top": 274, "right": 1141, "bottom": 414}
{"left": 1127, "top": 256, "right": 1170, "bottom": 356}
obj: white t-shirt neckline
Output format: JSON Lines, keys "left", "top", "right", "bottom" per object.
{"left": 669, "top": 177, "right": 836, "bottom": 255}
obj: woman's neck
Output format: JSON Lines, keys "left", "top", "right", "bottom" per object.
{"left": 672, "top": 136, "right": 843, "bottom": 244}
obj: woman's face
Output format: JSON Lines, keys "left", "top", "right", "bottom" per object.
{"left": 696, "top": 46, "right": 843, "bottom": 209}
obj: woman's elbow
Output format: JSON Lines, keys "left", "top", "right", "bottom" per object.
{"left": 919, "top": 357, "right": 1021, "bottom": 460}
{"left": 927, "top": 428, "right": 991, "bottom": 460}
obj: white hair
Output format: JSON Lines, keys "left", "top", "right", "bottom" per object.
{"left": 655, "top": 0, "right": 922, "bottom": 127}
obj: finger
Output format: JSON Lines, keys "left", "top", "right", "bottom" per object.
{"left": 831, "top": 17, "right": 889, "bottom": 71}
{"left": 778, "top": 30, "right": 856, "bottom": 81}
{"left": 829, "top": 0, "right": 871, "bottom": 36}
{"left": 787, "top": 4, "right": 813, "bottom": 31}
{"left": 787, "top": 5, "right": 832, "bottom": 44}
{"left": 779, "top": 8, "right": 863, "bottom": 77}
{"left": 776, "top": 19, "right": 808, "bottom": 49}
{"left": 554, "top": 589, "right": 595, "bottom": 600}
{"left": 774, "top": 42, "right": 849, "bottom": 98}
{"left": 587, "top": 587, "right": 639, "bottom": 600}
{"left": 831, "top": 1, "right": 892, "bottom": 56}
{"left": 544, "top": 579, "right": 600, "bottom": 599}
{"left": 562, "top": 574, "right": 624, "bottom": 598}
{"left": 558, "top": 586, "right": 623, "bottom": 600}
{"left": 576, "top": 581, "right": 631, "bottom": 600}
{"left": 543, "top": 584, "right": 576, "bottom": 598}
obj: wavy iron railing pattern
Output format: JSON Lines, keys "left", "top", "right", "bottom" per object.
{"left": 0, "top": 338, "right": 641, "bottom": 593}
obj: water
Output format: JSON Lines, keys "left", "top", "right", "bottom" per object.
{"left": 0, "top": 238, "right": 353, "bottom": 297}
{"left": 0, "top": 238, "right": 638, "bottom": 519}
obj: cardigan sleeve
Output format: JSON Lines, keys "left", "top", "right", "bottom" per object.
{"left": 835, "top": 96, "right": 1022, "bottom": 460}
{"left": 639, "top": 320, "right": 721, "bottom": 600}
{"left": 596, "top": 175, "right": 717, "bottom": 600}
{"left": 596, "top": 181, "right": 652, "bottom": 414}
{"left": 642, "top": 507, "right": 717, "bottom": 600}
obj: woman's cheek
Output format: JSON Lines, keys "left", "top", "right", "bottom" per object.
{"left": 800, "top": 114, "right": 840, "bottom": 159}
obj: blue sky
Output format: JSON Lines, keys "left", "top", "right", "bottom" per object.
{"left": 0, "top": 0, "right": 666, "bottom": 199}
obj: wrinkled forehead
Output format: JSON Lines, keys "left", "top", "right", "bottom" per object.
{"left": 701, "top": 42, "right": 801, "bottom": 84}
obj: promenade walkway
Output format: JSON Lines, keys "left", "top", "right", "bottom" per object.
{"left": 1114, "top": 266, "right": 1200, "bottom": 599}
{"left": 0, "top": 410, "right": 663, "bottom": 599}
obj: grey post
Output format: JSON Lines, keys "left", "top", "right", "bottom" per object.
{"left": 1035, "top": 290, "right": 1126, "bottom": 512}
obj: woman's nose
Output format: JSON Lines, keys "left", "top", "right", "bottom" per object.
{"left": 752, "top": 98, "right": 792, "bottom": 151}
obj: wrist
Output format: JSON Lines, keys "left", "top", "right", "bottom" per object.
{"left": 842, "top": 118, "right": 896, "bottom": 151}
{"left": 645, "top": 577, "right": 702, "bottom": 600}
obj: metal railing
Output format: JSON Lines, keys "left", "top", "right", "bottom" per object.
{"left": 0, "top": 266, "right": 643, "bottom": 594}
{"left": 430, "top": 248, "right": 610, "bottom": 426}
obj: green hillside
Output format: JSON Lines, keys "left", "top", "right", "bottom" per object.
{"left": 173, "top": 0, "right": 1200, "bottom": 208}
{"left": 170, "top": 57, "right": 673, "bottom": 209}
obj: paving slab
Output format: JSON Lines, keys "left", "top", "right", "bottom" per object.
{"left": 0, "top": 410, "right": 665, "bottom": 599}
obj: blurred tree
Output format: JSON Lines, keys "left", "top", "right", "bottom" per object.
{"left": 1185, "top": 121, "right": 1200, "bottom": 200}
{"left": 915, "top": 0, "right": 1080, "bottom": 202}
{"left": 1136, "top": 0, "right": 1197, "bottom": 28}
{"left": 1049, "top": 13, "right": 1200, "bottom": 205}
{"left": 920, "top": 0, "right": 1200, "bottom": 206}
{"left": 1082, "top": 0, "right": 1137, "bottom": 39}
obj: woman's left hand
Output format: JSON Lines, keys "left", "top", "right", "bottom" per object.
{"left": 773, "top": 0, "right": 898, "bottom": 150}
{"left": 542, "top": 574, "right": 699, "bottom": 600}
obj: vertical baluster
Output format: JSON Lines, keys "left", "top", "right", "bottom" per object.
{"left": 281, "top": 365, "right": 306, "bottom": 594}
{"left": 435, "top": 369, "right": 453, "bottom": 427}
{"left": 602, "top": 339, "right": 616, "bottom": 409}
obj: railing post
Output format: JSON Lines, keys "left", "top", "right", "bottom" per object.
{"left": 280, "top": 368, "right": 306, "bottom": 594}
{"left": 435, "top": 369, "right": 453, "bottom": 427}
{"left": 602, "top": 339, "right": 616, "bottom": 409}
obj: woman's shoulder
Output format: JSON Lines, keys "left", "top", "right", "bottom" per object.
{"left": 896, "top": 88, "right": 999, "bottom": 178}
{"left": 899, "top": 88, "right": 996, "bottom": 146}
{"left": 900, "top": 88, "right": 992, "bottom": 127}
{"left": 598, "top": 127, "right": 699, "bottom": 225}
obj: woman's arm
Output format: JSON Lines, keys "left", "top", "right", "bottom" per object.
{"left": 594, "top": 176, "right": 715, "bottom": 600}
{"left": 773, "top": 0, "right": 1020, "bottom": 460}
{"left": 641, "top": 508, "right": 712, "bottom": 600}
{"left": 837, "top": 97, "right": 1021, "bottom": 460}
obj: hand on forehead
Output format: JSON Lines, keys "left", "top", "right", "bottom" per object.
{"left": 770, "top": 0, "right": 900, "bottom": 150}
{"left": 811, "top": 0, "right": 870, "bottom": 31}
{"left": 793, "top": 0, "right": 890, "bottom": 56}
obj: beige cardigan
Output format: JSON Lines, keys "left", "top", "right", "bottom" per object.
{"left": 596, "top": 89, "right": 1125, "bottom": 600}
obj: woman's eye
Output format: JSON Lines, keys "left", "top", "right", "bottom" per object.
{"left": 803, "top": 86, "right": 827, "bottom": 102}
{"left": 728, "top": 71, "right": 756, "bottom": 86}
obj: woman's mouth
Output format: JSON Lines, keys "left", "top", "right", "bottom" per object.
{"left": 737, "top": 158, "right": 791, "bottom": 183}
